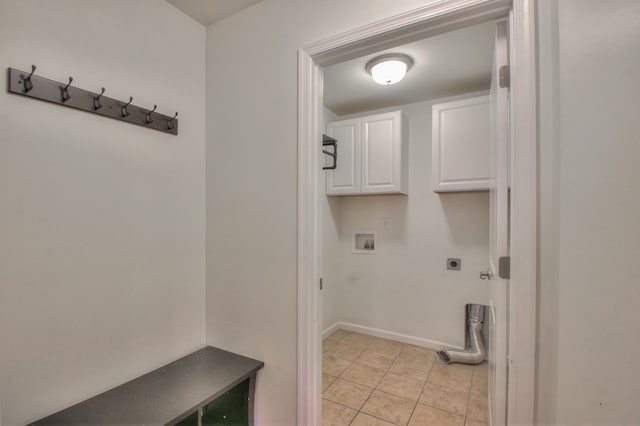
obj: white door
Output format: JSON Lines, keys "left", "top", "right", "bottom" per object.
{"left": 361, "top": 112, "right": 401, "bottom": 194}
{"left": 326, "top": 118, "right": 360, "bottom": 195}
{"left": 488, "top": 20, "right": 510, "bottom": 426}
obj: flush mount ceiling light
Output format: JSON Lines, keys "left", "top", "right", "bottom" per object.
{"left": 365, "top": 53, "right": 414, "bottom": 85}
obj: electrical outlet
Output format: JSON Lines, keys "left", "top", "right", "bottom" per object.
{"left": 447, "top": 258, "right": 461, "bottom": 271}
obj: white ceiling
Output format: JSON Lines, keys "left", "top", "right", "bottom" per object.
{"left": 166, "top": 0, "right": 263, "bottom": 26}
{"left": 324, "top": 20, "right": 498, "bottom": 116}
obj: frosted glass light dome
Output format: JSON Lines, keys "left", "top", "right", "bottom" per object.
{"left": 365, "top": 54, "right": 414, "bottom": 86}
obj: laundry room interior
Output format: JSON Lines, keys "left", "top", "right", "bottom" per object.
{"left": 318, "top": 19, "right": 501, "bottom": 425}
{"left": 320, "top": 19, "right": 498, "bottom": 356}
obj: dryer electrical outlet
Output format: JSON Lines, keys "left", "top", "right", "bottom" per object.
{"left": 447, "top": 258, "right": 461, "bottom": 271}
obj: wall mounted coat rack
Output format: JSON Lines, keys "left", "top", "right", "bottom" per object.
{"left": 7, "top": 65, "right": 179, "bottom": 135}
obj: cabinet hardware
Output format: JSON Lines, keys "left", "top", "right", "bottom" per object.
{"left": 322, "top": 134, "right": 337, "bottom": 170}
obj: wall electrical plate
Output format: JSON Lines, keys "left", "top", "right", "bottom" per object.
{"left": 447, "top": 258, "right": 461, "bottom": 271}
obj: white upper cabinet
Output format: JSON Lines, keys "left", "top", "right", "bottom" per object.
{"left": 326, "top": 111, "right": 407, "bottom": 196}
{"left": 431, "top": 95, "right": 490, "bottom": 192}
{"left": 326, "top": 118, "right": 360, "bottom": 195}
{"left": 361, "top": 112, "right": 407, "bottom": 194}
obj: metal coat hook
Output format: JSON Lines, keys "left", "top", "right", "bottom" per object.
{"left": 93, "top": 87, "right": 105, "bottom": 110}
{"left": 60, "top": 76, "right": 73, "bottom": 102}
{"left": 58, "top": 76, "right": 73, "bottom": 102}
{"left": 22, "top": 65, "right": 36, "bottom": 93}
{"left": 167, "top": 112, "right": 178, "bottom": 130}
{"left": 145, "top": 104, "right": 157, "bottom": 124}
{"left": 121, "top": 96, "right": 133, "bottom": 117}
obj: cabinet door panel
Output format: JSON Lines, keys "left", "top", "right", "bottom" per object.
{"left": 361, "top": 112, "right": 401, "bottom": 193}
{"left": 432, "top": 96, "right": 490, "bottom": 192}
{"left": 326, "top": 118, "right": 360, "bottom": 195}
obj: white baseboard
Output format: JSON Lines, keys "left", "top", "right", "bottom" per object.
{"left": 322, "top": 322, "right": 464, "bottom": 352}
{"left": 322, "top": 322, "right": 342, "bottom": 340}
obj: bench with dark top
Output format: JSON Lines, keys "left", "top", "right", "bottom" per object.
{"left": 30, "top": 346, "right": 264, "bottom": 426}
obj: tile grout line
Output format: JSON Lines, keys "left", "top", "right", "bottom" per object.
{"left": 404, "top": 352, "right": 435, "bottom": 425}
{"left": 373, "top": 340, "right": 407, "bottom": 425}
{"left": 463, "top": 367, "right": 475, "bottom": 426}
{"left": 466, "top": 364, "right": 489, "bottom": 424}
{"left": 348, "top": 338, "right": 408, "bottom": 426}
{"left": 401, "top": 357, "right": 481, "bottom": 423}
{"left": 362, "top": 341, "right": 425, "bottom": 426}
{"left": 346, "top": 336, "right": 379, "bottom": 426}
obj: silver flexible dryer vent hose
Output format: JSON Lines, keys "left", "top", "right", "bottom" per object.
{"left": 437, "top": 304, "right": 487, "bottom": 365}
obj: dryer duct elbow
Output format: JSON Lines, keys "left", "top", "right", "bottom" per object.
{"left": 437, "top": 304, "right": 488, "bottom": 365}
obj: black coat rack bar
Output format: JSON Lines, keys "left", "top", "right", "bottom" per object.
{"left": 7, "top": 66, "right": 179, "bottom": 135}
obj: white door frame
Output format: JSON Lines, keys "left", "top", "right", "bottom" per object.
{"left": 297, "top": 1, "right": 537, "bottom": 425}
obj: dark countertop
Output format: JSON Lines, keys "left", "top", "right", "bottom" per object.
{"left": 31, "top": 346, "right": 264, "bottom": 426}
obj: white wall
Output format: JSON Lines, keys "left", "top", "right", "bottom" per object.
{"left": 321, "top": 96, "right": 490, "bottom": 348}
{"left": 537, "top": 0, "right": 640, "bottom": 424}
{"left": 0, "top": 1, "right": 206, "bottom": 425}
{"left": 205, "top": 1, "right": 438, "bottom": 424}
{"left": 321, "top": 107, "right": 343, "bottom": 331}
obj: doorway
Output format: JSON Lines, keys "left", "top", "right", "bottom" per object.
{"left": 297, "top": 2, "right": 537, "bottom": 425}
{"left": 320, "top": 18, "right": 497, "bottom": 426}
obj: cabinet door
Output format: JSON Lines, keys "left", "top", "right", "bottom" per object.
{"left": 326, "top": 118, "right": 360, "bottom": 195}
{"left": 432, "top": 96, "right": 490, "bottom": 192}
{"left": 361, "top": 111, "right": 404, "bottom": 194}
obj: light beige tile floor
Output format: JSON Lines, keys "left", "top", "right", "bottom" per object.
{"left": 322, "top": 330, "right": 489, "bottom": 426}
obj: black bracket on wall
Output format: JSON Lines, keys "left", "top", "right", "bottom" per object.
{"left": 7, "top": 66, "right": 179, "bottom": 135}
{"left": 322, "top": 134, "right": 337, "bottom": 170}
